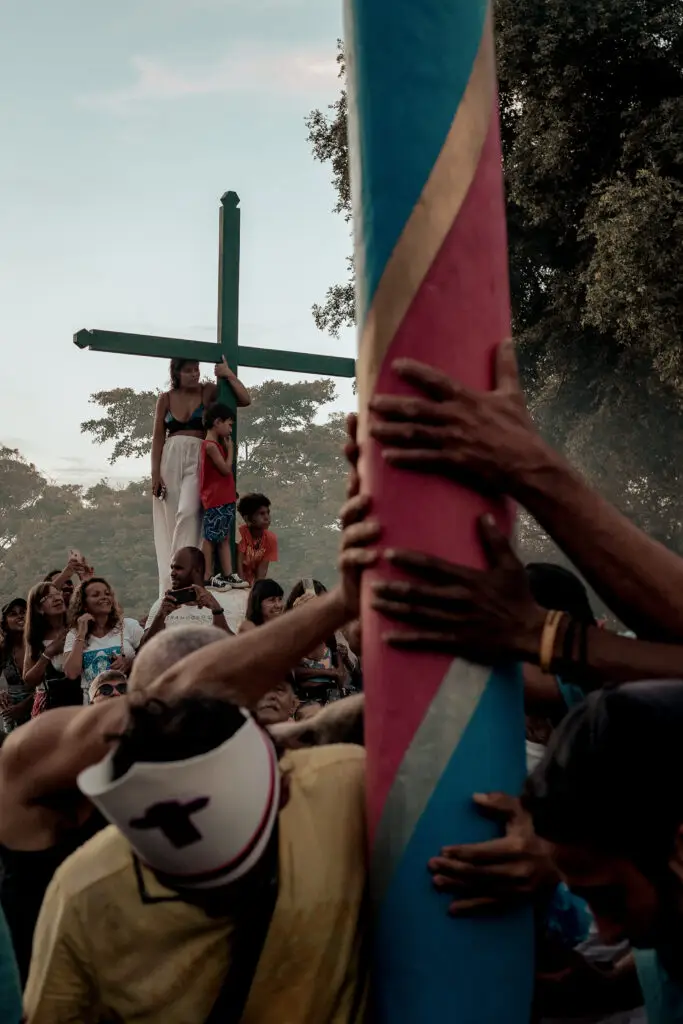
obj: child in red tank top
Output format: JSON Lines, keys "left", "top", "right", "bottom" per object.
{"left": 199, "top": 404, "right": 248, "bottom": 591}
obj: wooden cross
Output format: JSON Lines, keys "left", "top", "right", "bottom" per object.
{"left": 74, "top": 190, "right": 356, "bottom": 562}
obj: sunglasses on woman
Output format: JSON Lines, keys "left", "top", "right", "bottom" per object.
{"left": 95, "top": 682, "right": 127, "bottom": 697}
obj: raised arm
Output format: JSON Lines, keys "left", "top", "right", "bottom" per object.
{"left": 271, "top": 693, "right": 365, "bottom": 748}
{"left": 215, "top": 357, "right": 251, "bottom": 407}
{"left": 369, "top": 343, "right": 683, "bottom": 642}
{"left": 145, "top": 588, "right": 350, "bottom": 707}
{"left": 49, "top": 556, "right": 80, "bottom": 595}
{"left": 62, "top": 616, "right": 92, "bottom": 680}
{"left": 143, "top": 492, "right": 379, "bottom": 707}
{"left": 370, "top": 515, "right": 683, "bottom": 686}
{"left": 0, "top": 699, "right": 127, "bottom": 811}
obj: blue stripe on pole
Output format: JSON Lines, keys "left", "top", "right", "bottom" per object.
{"left": 371, "top": 667, "right": 534, "bottom": 1023}
{"left": 346, "top": 0, "right": 489, "bottom": 324}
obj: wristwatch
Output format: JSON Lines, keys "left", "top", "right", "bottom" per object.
{"left": 211, "top": 607, "right": 224, "bottom": 616}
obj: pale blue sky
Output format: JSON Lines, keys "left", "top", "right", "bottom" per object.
{"left": 0, "top": 0, "right": 353, "bottom": 485}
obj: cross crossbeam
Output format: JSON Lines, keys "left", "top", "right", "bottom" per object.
{"left": 73, "top": 328, "right": 356, "bottom": 380}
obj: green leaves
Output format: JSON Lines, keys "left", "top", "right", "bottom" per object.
{"left": 309, "top": 4, "right": 683, "bottom": 556}
{"left": 80, "top": 388, "right": 158, "bottom": 463}
{"left": 0, "top": 453, "right": 157, "bottom": 615}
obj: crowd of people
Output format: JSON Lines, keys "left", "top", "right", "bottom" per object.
{"left": 2, "top": 345, "right": 683, "bottom": 1022}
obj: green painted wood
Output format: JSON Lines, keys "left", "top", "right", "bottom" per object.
{"left": 216, "top": 192, "right": 241, "bottom": 566}
{"left": 74, "top": 330, "right": 357, "bottom": 381}
{"left": 239, "top": 345, "right": 356, "bottom": 378}
{"left": 73, "top": 329, "right": 221, "bottom": 363}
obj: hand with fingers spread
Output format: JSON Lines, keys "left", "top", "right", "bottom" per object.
{"left": 372, "top": 513, "right": 546, "bottom": 665}
{"left": 428, "top": 792, "right": 559, "bottom": 917}
{"left": 338, "top": 413, "right": 380, "bottom": 619}
{"left": 368, "top": 341, "right": 548, "bottom": 493}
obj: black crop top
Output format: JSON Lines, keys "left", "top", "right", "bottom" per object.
{"left": 165, "top": 404, "right": 205, "bottom": 435}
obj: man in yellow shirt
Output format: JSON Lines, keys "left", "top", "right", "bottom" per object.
{"left": 22, "top": 446, "right": 380, "bottom": 1023}
{"left": 25, "top": 723, "right": 367, "bottom": 1024}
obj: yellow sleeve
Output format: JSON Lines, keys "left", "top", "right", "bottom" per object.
{"left": 24, "top": 874, "right": 98, "bottom": 1024}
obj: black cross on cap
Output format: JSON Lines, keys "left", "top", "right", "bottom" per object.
{"left": 130, "top": 797, "right": 210, "bottom": 848}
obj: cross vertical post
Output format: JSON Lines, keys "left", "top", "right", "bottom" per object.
{"left": 217, "top": 191, "right": 241, "bottom": 568}
{"left": 217, "top": 191, "right": 241, "bottom": 406}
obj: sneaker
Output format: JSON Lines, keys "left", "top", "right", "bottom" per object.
{"left": 225, "top": 573, "right": 249, "bottom": 590}
{"left": 208, "top": 574, "right": 231, "bottom": 591}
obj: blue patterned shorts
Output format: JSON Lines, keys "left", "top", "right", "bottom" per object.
{"left": 202, "top": 503, "right": 236, "bottom": 543}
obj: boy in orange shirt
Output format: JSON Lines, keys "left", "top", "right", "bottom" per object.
{"left": 236, "top": 492, "right": 279, "bottom": 586}
{"left": 199, "top": 404, "right": 248, "bottom": 590}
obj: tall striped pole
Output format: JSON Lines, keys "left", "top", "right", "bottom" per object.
{"left": 344, "top": 1, "right": 534, "bottom": 1020}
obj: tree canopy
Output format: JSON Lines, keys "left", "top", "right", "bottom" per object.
{"left": 307, "top": 2, "right": 683, "bottom": 553}
{"left": 0, "top": 379, "right": 348, "bottom": 616}
{"left": 0, "top": 448, "right": 156, "bottom": 617}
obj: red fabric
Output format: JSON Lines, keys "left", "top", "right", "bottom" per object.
{"left": 361, "top": 104, "right": 513, "bottom": 843}
{"left": 237, "top": 525, "right": 279, "bottom": 585}
{"left": 200, "top": 440, "right": 236, "bottom": 509}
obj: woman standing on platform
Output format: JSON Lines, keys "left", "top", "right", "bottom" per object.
{"left": 151, "top": 357, "right": 250, "bottom": 595}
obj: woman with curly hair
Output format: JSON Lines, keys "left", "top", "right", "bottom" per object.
{"left": 24, "top": 582, "right": 82, "bottom": 716}
{"left": 62, "top": 578, "right": 143, "bottom": 704}
{"left": 151, "top": 357, "right": 251, "bottom": 595}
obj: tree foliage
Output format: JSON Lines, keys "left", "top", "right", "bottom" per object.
{"left": 1, "top": 379, "right": 348, "bottom": 616}
{"left": 81, "top": 388, "right": 158, "bottom": 463}
{"left": 307, "top": 2, "right": 683, "bottom": 553}
{"left": 0, "top": 447, "right": 156, "bottom": 617}
{"left": 305, "top": 41, "right": 356, "bottom": 336}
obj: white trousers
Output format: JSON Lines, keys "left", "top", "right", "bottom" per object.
{"left": 153, "top": 435, "right": 203, "bottom": 596}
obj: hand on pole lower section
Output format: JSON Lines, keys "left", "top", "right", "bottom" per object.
{"left": 428, "top": 793, "right": 559, "bottom": 917}
{"left": 372, "top": 514, "right": 546, "bottom": 664}
{"left": 368, "top": 341, "right": 552, "bottom": 494}
{"left": 338, "top": 493, "right": 380, "bottom": 621}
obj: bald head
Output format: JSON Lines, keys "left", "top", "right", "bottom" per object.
{"left": 130, "top": 625, "right": 225, "bottom": 693}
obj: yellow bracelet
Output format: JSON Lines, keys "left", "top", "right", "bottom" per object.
{"left": 539, "top": 610, "right": 564, "bottom": 673}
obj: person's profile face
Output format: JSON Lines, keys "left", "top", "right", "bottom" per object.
{"left": 217, "top": 418, "right": 233, "bottom": 438}
{"left": 179, "top": 362, "right": 200, "bottom": 388}
{"left": 170, "top": 552, "right": 194, "bottom": 590}
{"left": 261, "top": 596, "right": 283, "bottom": 621}
{"left": 552, "top": 840, "right": 665, "bottom": 950}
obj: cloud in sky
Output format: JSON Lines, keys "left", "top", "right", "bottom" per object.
{"left": 79, "top": 47, "right": 337, "bottom": 115}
